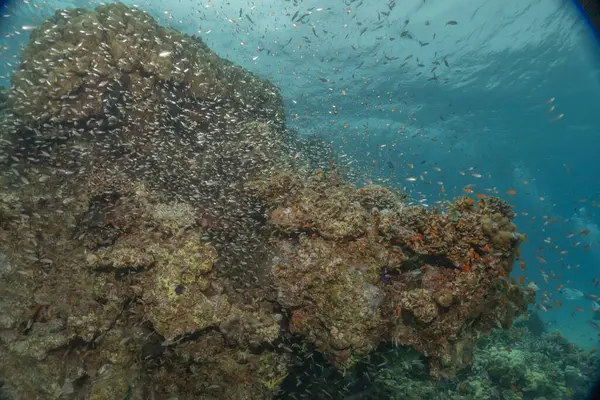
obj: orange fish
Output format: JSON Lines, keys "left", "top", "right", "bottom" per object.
{"left": 462, "top": 264, "right": 471, "bottom": 272}
{"left": 465, "top": 198, "right": 475, "bottom": 206}
{"left": 506, "top": 189, "right": 517, "bottom": 195}
{"left": 518, "top": 276, "right": 525, "bottom": 284}
{"left": 475, "top": 193, "right": 487, "bottom": 199}
{"left": 519, "top": 260, "right": 526, "bottom": 270}
{"left": 396, "top": 305, "right": 402, "bottom": 316}
{"left": 523, "top": 312, "right": 529, "bottom": 319}
{"left": 555, "top": 300, "right": 563, "bottom": 308}
{"left": 463, "top": 187, "right": 473, "bottom": 194}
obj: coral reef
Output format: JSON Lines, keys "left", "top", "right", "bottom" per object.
{"left": 277, "top": 327, "right": 600, "bottom": 400}
{"left": 253, "top": 171, "right": 534, "bottom": 377}
{"left": 11, "top": 4, "right": 282, "bottom": 128}
{"left": 0, "top": 178, "right": 287, "bottom": 399}
{"left": 0, "top": 3, "right": 289, "bottom": 399}
{"left": 0, "top": 2, "right": 544, "bottom": 399}
{"left": 4, "top": 1, "right": 291, "bottom": 284}
{"left": 462, "top": 328, "right": 599, "bottom": 399}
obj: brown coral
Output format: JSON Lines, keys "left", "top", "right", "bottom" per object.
{"left": 255, "top": 170, "right": 534, "bottom": 379}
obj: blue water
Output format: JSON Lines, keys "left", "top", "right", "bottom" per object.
{"left": 2, "top": 0, "right": 600, "bottom": 395}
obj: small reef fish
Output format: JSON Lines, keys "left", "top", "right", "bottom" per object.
{"left": 519, "top": 260, "right": 526, "bottom": 270}
{"left": 585, "top": 293, "right": 600, "bottom": 302}
{"left": 561, "top": 288, "right": 584, "bottom": 300}
{"left": 554, "top": 300, "right": 563, "bottom": 308}
{"left": 535, "top": 255, "right": 547, "bottom": 264}
{"left": 527, "top": 282, "right": 540, "bottom": 291}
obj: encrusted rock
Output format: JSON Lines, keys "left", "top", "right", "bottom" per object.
{"left": 399, "top": 289, "right": 439, "bottom": 324}
{"left": 432, "top": 288, "right": 454, "bottom": 308}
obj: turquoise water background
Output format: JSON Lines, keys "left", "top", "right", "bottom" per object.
{"left": 2, "top": 0, "right": 600, "bottom": 351}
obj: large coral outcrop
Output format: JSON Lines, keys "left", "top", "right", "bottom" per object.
{"left": 0, "top": 3, "right": 289, "bottom": 399}
{"left": 0, "top": 2, "right": 537, "bottom": 399}
{"left": 251, "top": 170, "right": 535, "bottom": 377}
{"left": 11, "top": 3, "right": 282, "bottom": 129}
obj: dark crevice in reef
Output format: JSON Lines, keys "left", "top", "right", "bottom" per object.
{"left": 92, "top": 263, "right": 153, "bottom": 279}
{"left": 159, "top": 326, "right": 222, "bottom": 349}
{"left": 390, "top": 240, "right": 461, "bottom": 270}
{"left": 407, "top": 253, "right": 460, "bottom": 270}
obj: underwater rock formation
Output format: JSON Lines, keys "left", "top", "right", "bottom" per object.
{"left": 11, "top": 4, "right": 282, "bottom": 129}
{"left": 0, "top": 3, "right": 289, "bottom": 399}
{"left": 252, "top": 171, "right": 534, "bottom": 378}
{"left": 0, "top": 2, "right": 537, "bottom": 399}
